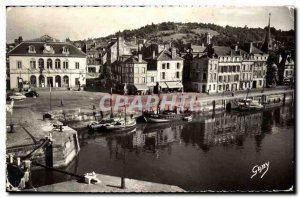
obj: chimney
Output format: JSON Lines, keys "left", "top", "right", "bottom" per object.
{"left": 171, "top": 47, "right": 176, "bottom": 59}
{"left": 249, "top": 42, "right": 253, "bottom": 54}
{"left": 206, "top": 33, "right": 211, "bottom": 45}
{"left": 138, "top": 54, "right": 143, "bottom": 63}
{"left": 152, "top": 51, "right": 156, "bottom": 59}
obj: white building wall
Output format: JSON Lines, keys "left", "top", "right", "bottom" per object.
{"left": 9, "top": 55, "right": 87, "bottom": 89}
{"left": 156, "top": 60, "right": 183, "bottom": 82}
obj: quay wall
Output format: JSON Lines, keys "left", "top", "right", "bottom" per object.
{"left": 7, "top": 125, "right": 80, "bottom": 168}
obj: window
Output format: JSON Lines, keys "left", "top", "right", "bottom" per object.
{"left": 213, "top": 84, "right": 215, "bottom": 90}
{"left": 142, "top": 77, "right": 145, "bottom": 83}
{"left": 47, "top": 59, "right": 53, "bottom": 69}
{"left": 167, "top": 63, "right": 170, "bottom": 69}
{"left": 219, "top": 76, "right": 222, "bottom": 82}
{"left": 62, "top": 46, "right": 69, "bottom": 54}
{"left": 75, "top": 62, "right": 80, "bottom": 69}
{"left": 177, "top": 63, "right": 180, "bottom": 69}
{"left": 63, "top": 60, "right": 69, "bottom": 69}
{"left": 162, "top": 72, "right": 165, "bottom": 79}
{"left": 209, "top": 85, "right": 211, "bottom": 90}
{"left": 214, "top": 73, "right": 217, "bottom": 80}
{"left": 30, "top": 59, "right": 36, "bottom": 69}
{"left": 219, "top": 85, "right": 222, "bottom": 91}
{"left": 203, "top": 73, "right": 207, "bottom": 80}
{"left": 28, "top": 45, "right": 36, "bottom": 53}
{"left": 162, "top": 64, "right": 166, "bottom": 69}
{"left": 141, "top": 68, "right": 145, "bottom": 74}
{"left": 176, "top": 71, "right": 180, "bottom": 78}
{"left": 151, "top": 77, "right": 154, "bottom": 82}
{"left": 38, "top": 59, "right": 44, "bottom": 69}
{"left": 55, "top": 59, "right": 61, "bottom": 69}
{"left": 17, "top": 61, "right": 22, "bottom": 69}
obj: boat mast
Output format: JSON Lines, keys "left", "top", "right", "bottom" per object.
{"left": 110, "top": 88, "right": 113, "bottom": 118}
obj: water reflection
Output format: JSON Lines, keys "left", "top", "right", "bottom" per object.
{"left": 99, "top": 104, "right": 294, "bottom": 156}
{"left": 31, "top": 104, "right": 294, "bottom": 190}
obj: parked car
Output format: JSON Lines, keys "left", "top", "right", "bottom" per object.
{"left": 25, "top": 91, "right": 39, "bottom": 97}
{"left": 8, "top": 93, "right": 26, "bottom": 100}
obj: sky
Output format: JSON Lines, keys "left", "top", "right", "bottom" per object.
{"left": 6, "top": 6, "right": 295, "bottom": 43}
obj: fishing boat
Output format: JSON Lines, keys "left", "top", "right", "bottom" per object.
{"left": 143, "top": 90, "right": 192, "bottom": 123}
{"left": 102, "top": 117, "right": 136, "bottom": 132}
{"left": 87, "top": 117, "right": 122, "bottom": 130}
{"left": 236, "top": 98, "right": 264, "bottom": 111}
{"left": 182, "top": 114, "right": 193, "bottom": 121}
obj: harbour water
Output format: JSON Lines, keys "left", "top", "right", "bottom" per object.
{"left": 31, "top": 103, "right": 295, "bottom": 191}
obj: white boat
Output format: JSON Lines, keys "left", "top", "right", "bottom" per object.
{"left": 182, "top": 115, "right": 193, "bottom": 121}
{"left": 237, "top": 98, "right": 263, "bottom": 111}
{"left": 87, "top": 117, "right": 121, "bottom": 130}
{"left": 102, "top": 118, "right": 137, "bottom": 132}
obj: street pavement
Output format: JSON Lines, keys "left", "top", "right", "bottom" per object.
{"left": 7, "top": 86, "right": 294, "bottom": 115}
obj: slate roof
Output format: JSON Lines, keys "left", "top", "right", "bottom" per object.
{"left": 190, "top": 45, "right": 207, "bottom": 53}
{"left": 124, "top": 55, "right": 147, "bottom": 64}
{"left": 8, "top": 41, "right": 86, "bottom": 57}
{"left": 241, "top": 43, "right": 266, "bottom": 54}
{"left": 155, "top": 49, "right": 184, "bottom": 61}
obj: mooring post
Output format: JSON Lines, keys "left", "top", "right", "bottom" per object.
{"left": 121, "top": 177, "right": 126, "bottom": 189}
{"left": 212, "top": 100, "right": 216, "bottom": 112}
{"left": 61, "top": 99, "right": 64, "bottom": 106}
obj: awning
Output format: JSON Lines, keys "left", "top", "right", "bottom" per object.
{"left": 159, "top": 82, "right": 167, "bottom": 89}
{"left": 165, "top": 81, "right": 183, "bottom": 89}
{"left": 134, "top": 84, "right": 149, "bottom": 91}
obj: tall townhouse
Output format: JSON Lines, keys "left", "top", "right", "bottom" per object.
{"left": 121, "top": 54, "right": 148, "bottom": 94}
{"left": 190, "top": 55, "right": 218, "bottom": 93}
{"left": 208, "top": 46, "right": 242, "bottom": 92}
{"left": 145, "top": 47, "right": 184, "bottom": 92}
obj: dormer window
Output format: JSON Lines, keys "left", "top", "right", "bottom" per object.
{"left": 62, "top": 46, "right": 69, "bottom": 55}
{"left": 28, "top": 45, "right": 36, "bottom": 53}
{"left": 43, "top": 44, "right": 54, "bottom": 54}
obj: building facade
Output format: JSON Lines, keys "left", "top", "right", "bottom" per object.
{"left": 191, "top": 56, "right": 219, "bottom": 93}
{"left": 121, "top": 54, "right": 148, "bottom": 94}
{"left": 8, "top": 41, "right": 87, "bottom": 89}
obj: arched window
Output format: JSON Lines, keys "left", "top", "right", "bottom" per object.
{"left": 30, "top": 58, "right": 36, "bottom": 69}
{"left": 63, "top": 59, "right": 69, "bottom": 69}
{"left": 38, "top": 58, "right": 44, "bottom": 69}
{"left": 47, "top": 59, "right": 53, "bottom": 69}
{"left": 55, "top": 59, "right": 61, "bottom": 69}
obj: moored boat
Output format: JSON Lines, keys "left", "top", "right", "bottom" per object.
{"left": 236, "top": 98, "right": 264, "bottom": 111}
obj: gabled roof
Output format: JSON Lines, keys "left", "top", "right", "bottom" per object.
{"left": 124, "top": 55, "right": 147, "bottom": 64}
{"left": 241, "top": 43, "right": 266, "bottom": 54}
{"left": 190, "top": 45, "right": 207, "bottom": 53}
{"left": 8, "top": 41, "right": 86, "bottom": 57}
{"left": 155, "top": 49, "right": 184, "bottom": 61}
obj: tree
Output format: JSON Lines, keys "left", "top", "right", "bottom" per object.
{"left": 266, "top": 51, "right": 278, "bottom": 87}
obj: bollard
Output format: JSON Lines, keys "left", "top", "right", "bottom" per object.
{"left": 121, "top": 177, "right": 126, "bottom": 189}
{"left": 16, "top": 157, "right": 21, "bottom": 167}
{"left": 61, "top": 99, "right": 64, "bottom": 106}
{"left": 212, "top": 100, "right": 216, "bottom": 112}
{"left": 10, "top": 124, "right": 14, "bottom": 133}
{"left": 9, "top": 154, "right": 13, "bottom": 164}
